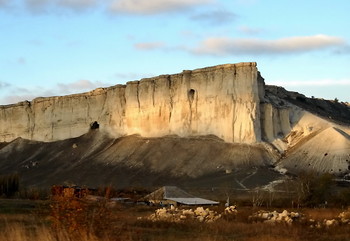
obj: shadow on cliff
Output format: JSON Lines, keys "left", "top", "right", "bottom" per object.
{"left": 0, "top": 130, "right": 280, "bottom": 189}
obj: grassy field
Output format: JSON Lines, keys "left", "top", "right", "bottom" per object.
{"left": 0, "top": 198, "right": 349, "bottom": 241}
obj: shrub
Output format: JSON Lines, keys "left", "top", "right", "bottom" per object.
{"left": 50, "top": 187, "right": 114, "bottom": 237}
{"left": 294, "top": 172, "right": 335, "bottom": 207}
{"left": 0, "top": 173, "right": 19, "bottom": 197}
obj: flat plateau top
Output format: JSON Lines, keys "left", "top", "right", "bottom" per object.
{"left": 0, "top": 62, "right": 258, "bottom": 107}
{"left": 186, "top": 62, "right": 257, "bottom": 73}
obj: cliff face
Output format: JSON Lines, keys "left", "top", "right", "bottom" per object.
{"left": 1, "top": 62, "right": 349, "bottom": 177}
{"left": 0, "top": 62, "right": 262, "bottom": 144}
{"left": 0, "top": 86, "right": 126, "bottom": 142}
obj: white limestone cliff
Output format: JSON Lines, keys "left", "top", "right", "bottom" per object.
{"left": 0, "top": 62, "right": 263, "bottom": 144}
{"left": 0, "top": 62, "right": 349, "bottom": 175}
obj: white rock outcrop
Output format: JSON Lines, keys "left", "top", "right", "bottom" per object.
{"left": 0, "top": 62, "right": 262, "bottom": 144}
{"left": 0, "top": 62, "right": 349, "bottom": 175}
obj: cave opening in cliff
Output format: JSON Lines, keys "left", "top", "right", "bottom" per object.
{"left": 188, "top": 89, "right": 195, "bottom": 102}
{"left": 90, "top": 121, "right": 99, "bottom": 130}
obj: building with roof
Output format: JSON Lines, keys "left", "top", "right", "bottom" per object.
{"left": 142, "top": 186, "right": 219, "bottom": 206}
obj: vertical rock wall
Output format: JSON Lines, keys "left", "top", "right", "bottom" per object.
{"left": 0, "top": 62, "right": 263, "bottom": 143}
{"left": 261, "top": 103, "right": 291, "bottom": 142}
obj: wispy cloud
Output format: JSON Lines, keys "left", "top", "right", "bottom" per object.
{"left": 2, "top": 95, "right": 39, "bottom": 105}
{"left": 238, "top": 25, "right": 262, "bottom": 35}
{"left": 190, "top": 9, "right": 236, "bottom": 25}
{"left": 134, "top": 42, "right": 165, "bottom": 50}
{"left": 191, "top": 35, "right": 346, "bottom": 56}
{"left": 333, "top": 45, "right": 350, "bottom": 55}
{"left": 235, "top": 0, "right": 258, "bottom": 6}
{"left": 0, "top": 81, "right": 11, "bottom": 89}
{"left": 12, "top": 0, "right": 99, "bottom": 13}
{"left": 56, "top": 0, "right": 97, "bottom": 10}
{"left": 114, "top": 72, "right": 155, "bottom": 81}
{"left": 0, "top": 86, "right": 56, "bottom": 105}
{"left": 56, "top": 79, "right": 109, "bottom": 93}
{"left": 0, "top": 79, "right": 111, "bottom": 105}
{"left": 269, "top": 79, "right": 350, "bottom": 87}
{"left": 0, "top": 0, "right": 9, "bottom": 7}
{"left": 2, "top": 0, "right": 215, "bottom": 15}
{"left": 24, "top": 0, "right": 49, "bottom": 13}
{"left": 180, "top": 30, "right": 199, "bottom": 38}
{"left": 17, "top": 57, "right": 26, "bottom": 64}
{"left": 109, "top": 0, "right": 214, "bottom": 15}
{"left": 27, "top": 39, "right": 43, "bottom": 46}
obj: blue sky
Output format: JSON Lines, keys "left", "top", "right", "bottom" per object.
{"left": 0, "top": 0, "right": 349, "bottom": 105}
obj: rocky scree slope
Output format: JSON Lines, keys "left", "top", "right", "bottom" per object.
{"left": 0, "top": 131, "right": 276, "bottom": 188}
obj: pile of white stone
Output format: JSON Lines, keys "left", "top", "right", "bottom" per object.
{"left": 315, "top": 209, "right": 350, "bottom": 228}
{"left": 338, "top": 209, "right": 350, "bottom": 224}
{"left": 249, "top": 210, "right": 302, "bottom": 225}
{"left": 147, "top": 206, "right": 237, "bottom": 223}
{"left": 224, "top": 205, "right": 238, "bottom": 215}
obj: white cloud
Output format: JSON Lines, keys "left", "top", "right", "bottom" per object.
{"left": 191, "top": 35, "right": 345, "bottom": 56}
{"left": 109, "top": 0, "right": 214, "bottom": 14}
{"left": 269, "top": 79, "right": 350, "bottom": 87}
{"left": 134, "top": 42, "right": 165, "bottom": 50}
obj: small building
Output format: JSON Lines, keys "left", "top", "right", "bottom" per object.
{"left": 142, "top": 186, "right": 219, "bottom": 206}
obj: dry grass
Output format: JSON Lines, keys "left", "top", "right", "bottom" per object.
{"left": 0, "top": 200, "right": 350, "bottom": 241}
{"left": 1, "top": 219, "right": 348, "bottom": 241}
{"left": 0, "top": 223, "right": 102, "bottom": 241}
{"left": 303, "top": 208, "right": 342, "bottom": 221}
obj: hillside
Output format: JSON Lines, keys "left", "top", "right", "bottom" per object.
{"left": 0, "top": 62, "right": 349, "bottom": 188}
{"left": 0, "top": 130, "right": 280, "bottom": 188}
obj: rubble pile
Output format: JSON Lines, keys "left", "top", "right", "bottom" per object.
{"left": 224, "top": 205, "right": 238, "bottom": 215}
{"left": 309, "top": 209, "right": 350, "bottom": 228}
{"left": 147, "top": 206, "right": 223, "bottom": 223}
{"left": 338, "top": 209, "right": 350, "bottom": 224}
{"left": 249, "top": 210, "right": 302, "bottom": 225}
{"left": 145, "top": 206, "right": 350, "bottom": 228}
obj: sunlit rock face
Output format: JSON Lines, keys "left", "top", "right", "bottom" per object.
{"left": 0, "top": 62, "right": 263, "bottom": 144}
{"left": 0, "top": 62, "right": 349, "bottom": 176}
{"left": 261, "top": 103, "right": 291, "bottom": 143}
{"left": 0, "top": 86, "right": 126, "bottom": 142}
{"left": 124, "top": 62, "right": 263, "bottom": 143}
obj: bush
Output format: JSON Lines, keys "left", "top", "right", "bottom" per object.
{"left": 294, "top": 172, "right": 335, "bottom": 207}
{"left": 50, "top": 187, "right": 114, "bottom": 237}
{"left": 0, "top": 173, "right": 19, "bottom": 197}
